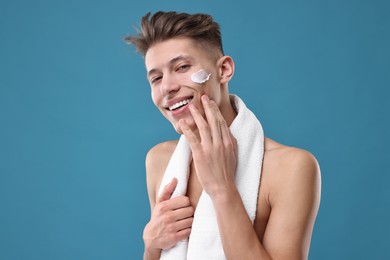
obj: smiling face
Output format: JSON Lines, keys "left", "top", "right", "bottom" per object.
{"left": 145, "top": 37, "right": 234, "bottom": 134}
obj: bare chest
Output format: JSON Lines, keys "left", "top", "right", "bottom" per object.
{"left": 185, "top": 162, "right": 203, "bottom": 210}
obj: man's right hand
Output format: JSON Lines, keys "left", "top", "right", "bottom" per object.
{"left": 143, "top": 178, "right": 194, "bottom": 251}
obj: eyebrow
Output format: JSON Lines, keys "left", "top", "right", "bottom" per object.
{"left": 147, "top": 55, "right": 194, "bottom": 79}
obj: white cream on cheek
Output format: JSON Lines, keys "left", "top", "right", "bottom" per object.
{"left": 191, "top": 69, "right": 211, "bottom": 84}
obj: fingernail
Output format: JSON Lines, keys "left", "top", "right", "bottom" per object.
{"left": 189, "top": 103, "right": 195, "bottom": 109}
{"left": 202, "top": 95, "right": 209, "bottom": 102}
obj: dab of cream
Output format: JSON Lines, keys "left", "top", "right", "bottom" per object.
{"left": 191, "top": 69, "right": 211, "bottom": 84}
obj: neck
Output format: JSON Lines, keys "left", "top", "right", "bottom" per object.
{"left": 220, "top": 94, "right": 237, "bottom": 127}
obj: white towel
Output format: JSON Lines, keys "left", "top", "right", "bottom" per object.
{"left": 157, "top": 95, "right": 264, "bottom": 259}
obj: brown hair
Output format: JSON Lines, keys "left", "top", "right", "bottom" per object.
{"left": 125, "top": 11, "right": 224, "bottom": 57}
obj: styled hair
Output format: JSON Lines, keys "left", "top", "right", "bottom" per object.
{"left": 125, "top": 11, "right": 224, "bottom": 57}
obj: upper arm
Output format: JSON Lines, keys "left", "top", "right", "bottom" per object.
{"left": 145, "top": 147, "right": 159, "bottom": 211}
{"left": 145, "top": 141, "right": 178, "bottom": 211}
{"left": 262, "top": 149, "right": 321, "bottom": 260}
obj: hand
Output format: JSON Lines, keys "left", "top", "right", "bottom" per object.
{"left": 179, "top": 95, "right": 238, "bottom": 198}
{"left": 143, "top": 178, "right": 194, "bottom": 250}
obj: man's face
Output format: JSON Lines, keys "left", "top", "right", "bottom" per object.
{"left": 145, "top": 37, "right": 222, "bottom": 134}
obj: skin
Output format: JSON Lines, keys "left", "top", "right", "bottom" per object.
{"left": 142, "top": 37, "right": 321, "bottom": 260}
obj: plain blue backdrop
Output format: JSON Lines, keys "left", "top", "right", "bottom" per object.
{"left": 1, "top": 0, "right": 389, "bottom": 259}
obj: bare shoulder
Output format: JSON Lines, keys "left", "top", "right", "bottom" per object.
{"left": 261, "top": 137, "right": 321, "bottom": 212}
{"left": 258, "top": 137, "right": 321, "bottom": 213}
{"left": 146, "top": 140, "right": 179, "bottom": 172}
{"left": 263, "top": 137, "right": 320, "bottom": 181}
{"left": 145, "top": 140, "right": 179, "bottom": 209}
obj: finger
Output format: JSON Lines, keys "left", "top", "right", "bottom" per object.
{"left": 230, "top": 132, "right": 238, "bottom": 155}
{"left": 201, "top": 95, "right": 222, "bottom": 144}
{"left": 175, "top": 227, "right": 191, "bottom": 241}
{"left": 174, "top": 216, "right": 193, "bottom": 231}
{"left": 179, "top": 119, "right": 201, "bottom": 151}
{"left": 220, "top": 117, "right": 234, "bottom": 150}
{"left": 203, "top": 96, "right": 236, "bottom": 153}
{"left": 162, "top": 196, "right": 192, "bottom": 211}
{"left": 157, "top": 178, "right": 178, "bottom": 203}
{"left": 173, "top": 206, "right": 194, "bottom": 220}
{"left": 188, "top": 103, "right": 212, "bottom": 144}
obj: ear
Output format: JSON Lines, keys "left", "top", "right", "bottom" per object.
{"left": 217, "top": 56, "right": 235, "bottom": 84}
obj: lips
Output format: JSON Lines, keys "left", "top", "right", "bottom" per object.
{"left": 164, "top": 96, "right": 193, "bottom": 111}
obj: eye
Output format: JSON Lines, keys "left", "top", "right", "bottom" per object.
{"left": 176, "top": 64, "right": 191, "bottom": 72}
{"left": 150, "top": 76, "right": 162, "bottom": 85}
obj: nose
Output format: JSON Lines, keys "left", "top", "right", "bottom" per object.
{"left": 160, "top": 73, "right": 180, "bottom": 95}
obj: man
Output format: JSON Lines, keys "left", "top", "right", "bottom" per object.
{"left": 126, "top": 11, "right": 321, "bottom": 260}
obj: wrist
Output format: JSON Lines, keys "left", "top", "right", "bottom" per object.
{"left": 143, "top": 224, "right": 160, "bottom": 254}
{"left": 208, "top": 181, "right": 238, "bottom": 203}
{"left": 143, "top": 246, "right": 161, "bottom": 260}
{"left": 143, "top": 235, "right": 161, "bottom": 260}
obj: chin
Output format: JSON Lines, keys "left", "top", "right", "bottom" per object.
{"left": 171, "top": 121, "right": 183, "bottom": 135}
{"left": 171, "top": 119, "right": 196, "bottom": 135}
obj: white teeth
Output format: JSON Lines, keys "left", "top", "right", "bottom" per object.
{"left": 168, "top": 98, "right": 192, "bottom": 111}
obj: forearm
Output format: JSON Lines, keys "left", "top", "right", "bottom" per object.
{"left": 211, "top": 184, "right": 272, "bottom": 260}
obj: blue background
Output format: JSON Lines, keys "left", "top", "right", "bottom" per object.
{"left": 1, "top": 0, "right": 389, "bottom": 259}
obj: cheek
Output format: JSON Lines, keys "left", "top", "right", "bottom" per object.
{"left": 150, "top": 88, "right": 160, "bottom": 105}
{"left": 176, "top": 72, "right": 194, "bottom": 86}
